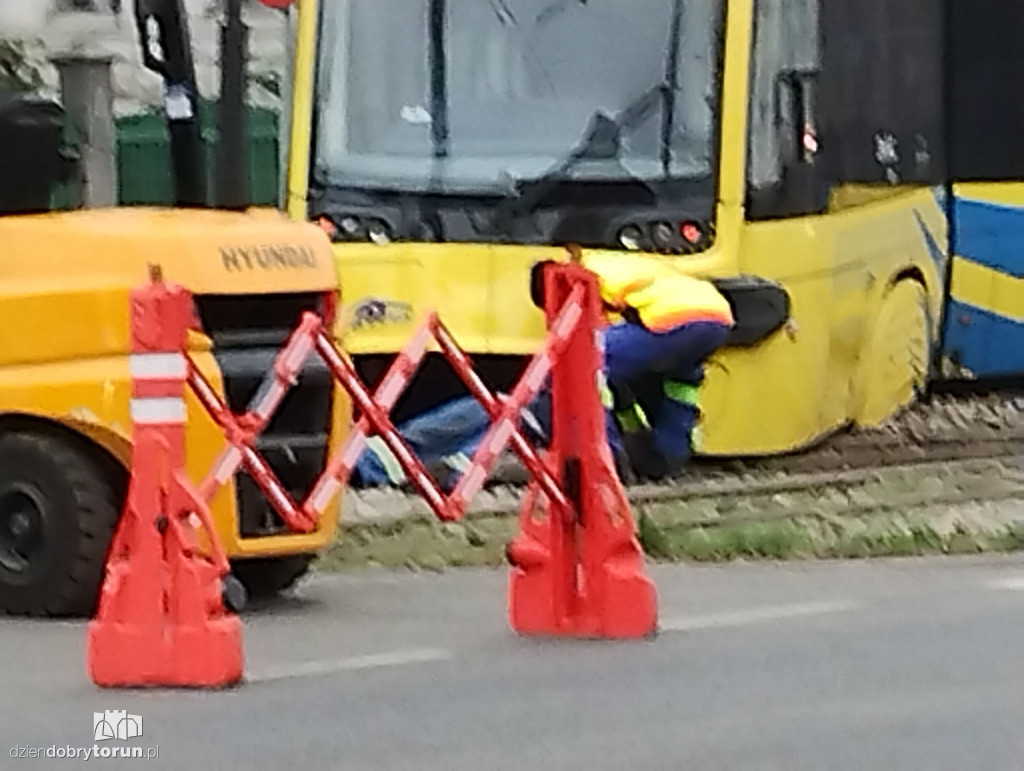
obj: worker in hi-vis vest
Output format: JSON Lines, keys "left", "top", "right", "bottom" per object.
{"left": 352, "top": 251, "right": 735, "bottom": 488}
{"left": 532, "top": 250, "right": 735, "bottom": 480}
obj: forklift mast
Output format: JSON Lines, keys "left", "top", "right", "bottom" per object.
{"left": 133, "top": 0, "right": 251, "bottom": 209}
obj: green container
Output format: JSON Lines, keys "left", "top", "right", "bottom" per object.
{"left": 115, "top": 103, "right": 280, "bottom": 207}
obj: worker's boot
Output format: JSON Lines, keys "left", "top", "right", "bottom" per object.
{"left": 612, "top": 403, "right": 664, "bottom": 483}
{"left": 621, "top": 430, "right": 670, "bottom": 482}
{"left": 612, "top": 445, "right": 637, "bottom": 486}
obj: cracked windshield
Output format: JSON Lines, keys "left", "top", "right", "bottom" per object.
{"left": 315, "top": 0, "right": 723, "bottom": 192}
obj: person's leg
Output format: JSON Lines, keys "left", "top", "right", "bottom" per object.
{"left": 521, "top": 386, "right": 552, "bottom": 448}
{"left": 439, "top": 324, "right": 664, "bottom": 485}
{"left": 612, "top": 374, "right": 670, "bottom": 480}
{"left": 647, "top": 322, "right": 732, "bottom": 475}
{"left": 602, "top": 325, "right": 676, "bottom": 479}
{"left": 646, "top": 393, "right": 699, "bottom": 474}
{"left": 510, "top": 358, "right": 627, "bottom": 464}
{"left": 398, "top": 396, "right": 494, "bottom": 466}
{"left": 647, "top": 321, "right": 732, "bottom": 380}
{"left": 439, "top": 390, "right": 549, "bottom": 488}
{"left": 351, "top": 396, "right": 494, "bottom": 487}
{"left": 351, "top": 436, "right": 400, "bottom": 487}
{"left": 603, "top": 322, "right": 671, "bottom": 439}
{"left": 603, "top": 322, "right": 670, "bottom": 384}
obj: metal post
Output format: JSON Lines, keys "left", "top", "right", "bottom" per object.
{"left": 278, "top": 3, "right": 296, "bottom": 210}
{"left": 219, "top": 0, "right": 250, "bottom": 210}
{"left": 132, "top": 0, "right": 207, "bottom": 208}
{"left": 51, "top": 54, "right": 118, "bottom": 209}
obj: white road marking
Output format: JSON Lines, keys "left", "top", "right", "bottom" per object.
{"left": 987, "top": 577, "right": 1024, "bottom": 592}
{"left": 659, "top": 600, "right": 857, "bottom": 633}
{"left": 248, "top": 648, "right": 453, "bottom": 684}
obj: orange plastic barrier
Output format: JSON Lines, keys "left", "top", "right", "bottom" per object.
{"left": 87, "top": 267, "right": 243, "bottom": 688}
{"left": 507, "top": 264, "right": 657, "bottom": 638}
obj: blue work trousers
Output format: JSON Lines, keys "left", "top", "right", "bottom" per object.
{"left": 604, "top": 320, "right": 732, "bottom": 474}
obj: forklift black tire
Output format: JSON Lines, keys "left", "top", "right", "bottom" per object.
{"left": 0, "top": 432, "right": 121, "bottom": 617}
{"left": 229, "top": 554, "right": 315, "bottom": 599}
{"left": 221, "top": 574, "right": 248, "bottom": 615}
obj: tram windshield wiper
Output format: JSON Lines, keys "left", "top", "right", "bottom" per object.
{"left": 485, "top": 0, "right": 686, "bottom": 236}
{"left": 484, "top": 82, "right": 667, "bottom": 235}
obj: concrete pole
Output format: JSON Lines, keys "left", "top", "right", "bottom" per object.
{"left": 50, "top": 54, "right": 118, "bottom": 208}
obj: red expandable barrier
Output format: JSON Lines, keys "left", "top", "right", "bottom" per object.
{"left": 87, "top": 266, "right": 243, "bottom": 689}
{"left": 313, "top": 300, "right": 583, "bottom": 520}
{"left": 184, "top": 291, "right": 585, "bottom": 529}
{"left": 507, "top": 264, "right": 659, "bottom": 639}
{"left": 175, "top": 261, "right": 657, "bottom": 639}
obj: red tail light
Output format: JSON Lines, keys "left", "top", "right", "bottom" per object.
{"left": 316, "top": 216, "right": 339, "bottom": 240}
{"left": 680, "top": 221, "right": 703, "bottom": 245}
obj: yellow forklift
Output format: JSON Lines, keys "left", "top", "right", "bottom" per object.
{"left": 0, "top": 0, "right": 347, "bottom": 616}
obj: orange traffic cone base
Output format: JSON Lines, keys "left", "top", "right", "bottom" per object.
{"left": 88, "top": 618, "right": 242, "bottom": 689}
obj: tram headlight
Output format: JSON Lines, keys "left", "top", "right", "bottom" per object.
{"left": 338, "top": 215, "right": 365, "bottom": 240}
{"left": 618, "top": 224, "right": 644, "bottom": 251}
{"left": 366, "top": 219, "right": 393, "bottom": 245}
{"left": 650, "top": 221, "right": 677, "bottom": 251}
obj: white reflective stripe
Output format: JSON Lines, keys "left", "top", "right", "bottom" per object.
{"left": 552, "top": 301, "right": 582, "bottom": 339}
{"left": 340, "top": 434, "right": 368, "bottom": 469}
{"left": 266, "top": 481, "right": 296, "bottom": 516}
{"left": 488, "top": 419, "right": 514, "bottom": 456}
{"left": 254, "top": 381, "right": 287, "bottom": 421}
{"left": 129, "top": 353, "right": 188, "bottom": 380}
{"left": 284, "top": 334, "right": 315, "bottom": 373}
{"left": 310, "top": 477, "right": 342, "bottom": 515}
{"left": 130, "top": 397, "right": 186, "bottom": 424}
{"left": 525, "top": 355, "right": 550, "bottom": 392}
{"left": 459, "top": 465, "right": 488, "bottom": 503}
{"left": 213, "top": 447, "right": 244, "bottom": 484}
{"left": 378, "top": 373, "right": 407, "bottom": 409}
{"left": 399, "top": 324, "right": 432, "bottom": 366}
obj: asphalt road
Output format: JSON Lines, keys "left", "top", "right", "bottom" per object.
{"left": 2, "top": 555, "right": 1023, "bottom": 770}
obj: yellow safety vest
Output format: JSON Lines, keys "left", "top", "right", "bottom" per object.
{"left": 581, "top": 253, "right": 734, "bottom": 333}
